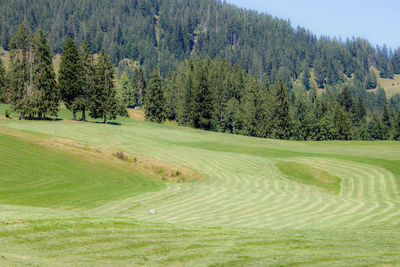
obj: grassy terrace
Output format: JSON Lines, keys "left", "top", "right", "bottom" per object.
{"left": 0, "top": 104, "right": 400, "bottom": 265}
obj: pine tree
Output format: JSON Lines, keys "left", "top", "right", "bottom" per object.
{"left": 366, "top": 70, "right": 377, "bottom": 89}
{"left": 0, "top": 57, "right": 5, "bottom": 102}
{"left": 181, "top": 59, "right": 195, "bottom": 127}
{"left": 302, "top": 65, "right": 311, "bottom": 90}
{"left": 32, "top": 30, "right": 59, "bottom": 118}
{"left": 58, "top": 38, "right": 82, "bottom": 120}
{"left": 193, "top": 64, "right": 215, "bottom": 130}
{"left": 338, "top": 86, "right": 353, "bottom": 113}
{"left": 254, "top": 81, "right": 272, "bottom": 138}
{"left": 333, "top": 104, "right": 351, "bottom": 140}
{"left": 381, "top": 104, "right": 391, "bottom": 139}
{"left": 271, "top": 79, "right": 291, "bottom": 139}
{"left": 90, "top": 49, "right": 119, "bottom": 124}
{"left": 223, "top": 97, "right": 241, "bottom": 134}
{"left": 394, "top": 111, "right": 400, "bottom": 141}
{"left": 120, "top": 72, "right": 135, "bottom": 107}
{"left": 240, "top": 77, "right": 258, "bottom": 137}
{"left": 78, "top": 40, "right": 95, "bottom": 121}
{"left": 133, "top": 66, "right": 147, "bottom": 108}
{"left": 292, "top": 94, "right": 311, "bottom": 140}
{"left": 8, "top": 24, "right": 29, "bottom": 118}
{"left": 144, "top": 66, "right": 166, "bottom": 123}
{"left": 356, "top": 96, "right": 367, "bottom": 124}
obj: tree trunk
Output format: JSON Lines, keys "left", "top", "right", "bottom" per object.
{"left": 81, "top": 107, "right": 86, "bottom": 122}
{"left": 73, "top": 111, "right": 77, "bottom": 121}
{"left": 103, "top": 115, "right": 107, "bottom": 124}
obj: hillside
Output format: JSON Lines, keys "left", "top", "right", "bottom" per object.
{"left": 1, "top": 106, "right": 400, "bottom": 265}
{"left": 1, "top": 0, "right": 399, "bottom": 92}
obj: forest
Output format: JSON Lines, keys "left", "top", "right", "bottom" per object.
{"left": 1, "top": 0, "right": 400, "bottom": 87}
{"left": 0, "top": 0, "right": 400, "bottom": 140}
{"left": 0, "top": 25, "right": 126, "bottom": 123}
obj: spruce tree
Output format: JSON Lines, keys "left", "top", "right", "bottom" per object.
{"left": 254, "top": 79, "right": 272, "bottom": 138}
{"left": 78, "top": 40, "right": 95, "bottom": 121}
{"left": 366, "top": 70, "right": 377, "bottom": 89}
{"left": 58, "top": 38, "right": 82, "bottom": 120}
{"left": 32, "top": 30, "right": 59, "bottom": 118}
{"left": 133, "top": 66, "right": 146, "bottom": 108}
{"left": 356, "top": 97, "right": 367, "bottom": 124}
{"left": 394, "top": 111, "right": 400, "bottom": 141}
{"left": 271, "top": 79, "right": 291, "bottom": 139}
{"left": 8, "top": 24, "right": 29, "bottom": 118}
{"left": 333, "top": 104, "right": 351, "bottom": 140}
{"left": 144, "top": 67, "right": 166, "bottom": 123}
{"left": 302, "top": 65, "right": 311, "bottom": 90}
{"left": 120, "top": 72, "right": 135, "bottom": 107}
{"left": 240, "top": 76, "right": 258, "bottom": 137}
{"left": 0, "top": 57, "right": 5, "bottom": 102}
{"left": 193, "top": 64, "right": 214, "bottom": 130}
{"left": 90, "top": 49, "right": 119, "bottom": 124}
{"left": 181, "top": 59, "right": 195, "bottom": 127}
{"left": 381, "top": 104, "right": 391, "bottom": 139}
{"left": 338, "top": 86, "right": 353, "bottom": 114}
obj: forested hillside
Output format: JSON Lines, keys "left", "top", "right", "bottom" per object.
{"left": 1, "top": 0, "right": 400, "bottom": 141}
{"left": 1, "top": 0, "right": 400, "bottom": 91}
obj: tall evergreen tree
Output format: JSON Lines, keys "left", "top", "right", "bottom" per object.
{"left": 240, "top": 76, "right": 259, "bottom": 137}
{"left": 338, "top": 86, "right": 353, "bottom": 114}
{"left": 78, "top": 40, "right": 95, "bottom": 121}
{"left": 381, "top": 104, "right": 392, "bottom": 139}
{"left": 32, "top": 30, "right": 59, "bottom": 118}
{"left": 333, "top": 104, "right": 351, "bottom": 140}
{"left": 193, "top": 64, "right": 215, "bottom": 130}
{"left": 133, "top": 66, "right": 147, "bottom": 108}
{"left": 394, "top": 111, "right": 400, "bottom": 141}
{"left": 356, "top": 96, "right": 367, "bottom": 124}
{"left": 7, "top": 24, "right": 29, "bottom": 118}
{"left": 58, "top": 38, "right": 82, "bottom": 120}
{"left": 90, "top": 49, "right": 119, "bottom": 124}
{"left": 302, "top": 65, "right": 311, "bottom": 90}
{"left": 120, "top": 72, "right": 135, "bottom": 108}
{"left": 144, "top": 66, "right": 166, "bottom": 123}
{"left": 181, "top": 59, "right": 195, "bottom": 126}
{"left": 271, "top": 79, "right": 291, "bottom": 139}
{"left": 366, "top": 70, "right": 377, "bottom": 89}
{"left": 0, "top": 57, "right": 5, "bottom": 102}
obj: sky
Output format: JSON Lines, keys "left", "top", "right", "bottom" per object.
{"left": 225, "top": 0, "right": 400, "bottom": 49}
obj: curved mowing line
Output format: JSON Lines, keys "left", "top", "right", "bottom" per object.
{"left": 102, "top": 154, "right": 400, "bottom": 229}
{"left": 6, "top": 122, "right": 399, "bottom": 230}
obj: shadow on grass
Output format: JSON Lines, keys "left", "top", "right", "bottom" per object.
{"left": 93, "top": 121, "right": 122, "bottom": 126}
{"left": 7, "top": 116, "right": 123, "bottom": 126}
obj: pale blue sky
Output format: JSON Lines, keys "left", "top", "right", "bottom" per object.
{"left": 225, "top": 0, "right": 400, "bottom": 49}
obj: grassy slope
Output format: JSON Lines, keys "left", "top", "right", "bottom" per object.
{"left": 1, "top": 105, "right": 400, "bottom": 265}
{"left": 378, "top": 73, "right": 400, "bottom": 98}
{"left": 0, "top": 132, "right": 165, "bottom": 209}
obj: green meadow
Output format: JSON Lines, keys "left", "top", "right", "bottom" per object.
{"left": 0, "top": 104, "right": 400, "bottom": 266}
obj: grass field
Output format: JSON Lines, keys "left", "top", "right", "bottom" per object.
{"left": 1, "top": 104, "right": 400, "bottom": 265}
{"left": 378, "top": 73, "right": 400, "bottom": 98}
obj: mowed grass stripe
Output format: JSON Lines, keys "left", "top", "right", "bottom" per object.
{"left": 1, "top": 117, "right": 400, "bottom": 230}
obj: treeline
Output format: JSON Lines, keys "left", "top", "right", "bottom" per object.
{"left": 144, "top": 57, "right": 400, "bottom": 141}
{"left": 1, "top": 0, "right": 400, "bottom": 92}
{"left": 0, "top": 25, "right": 126, "bottom": 123}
